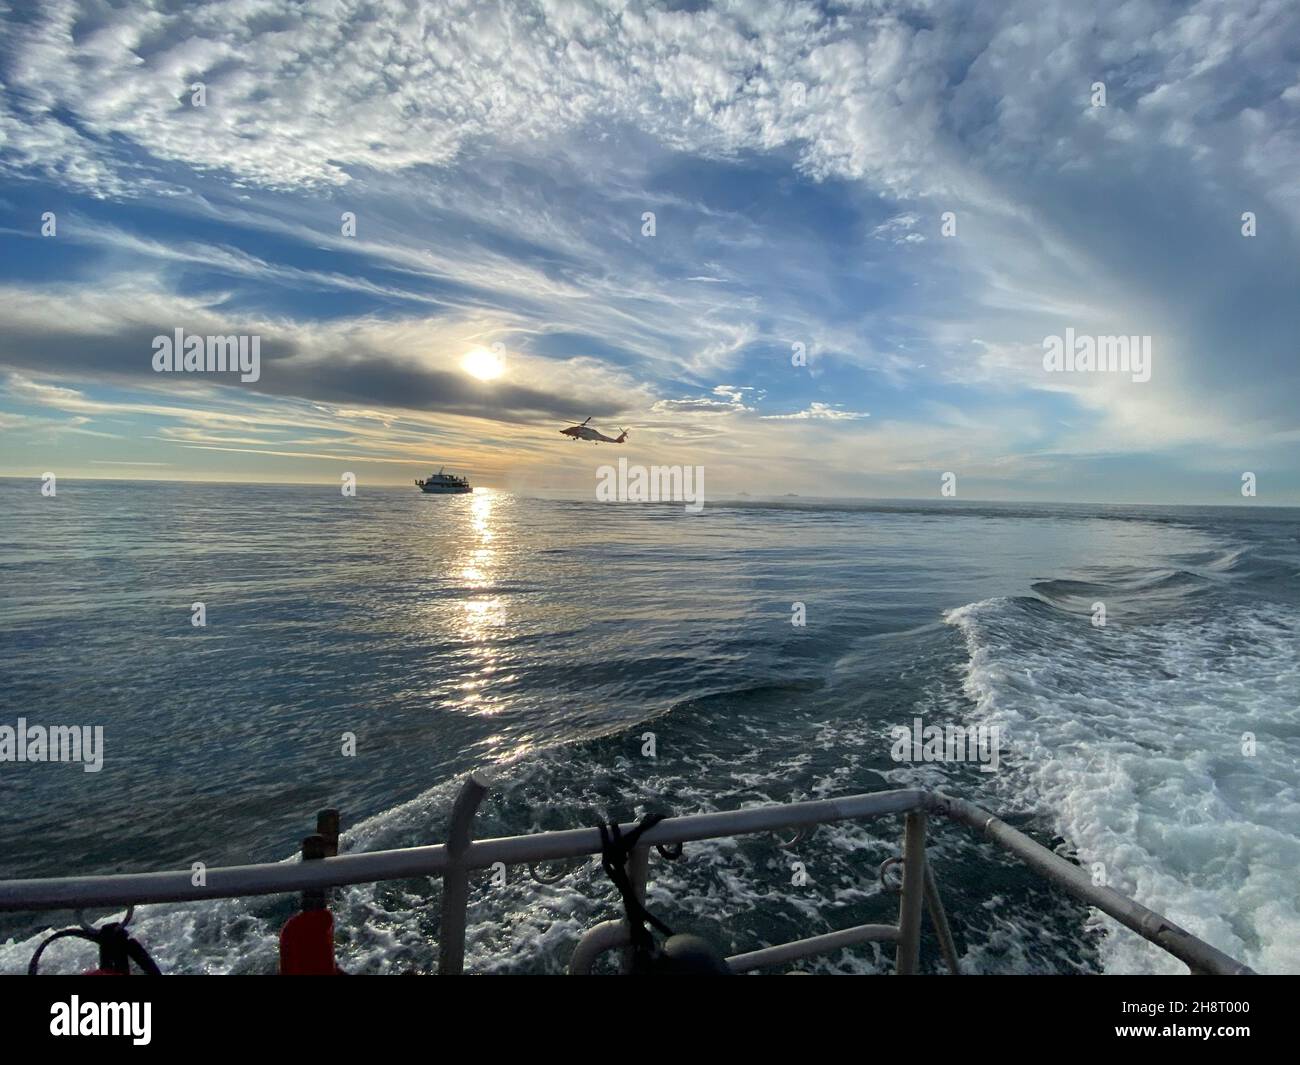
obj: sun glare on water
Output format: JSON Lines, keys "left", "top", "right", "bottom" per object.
{"left": 462, "top": 347, "right": 504, "bottom": 381}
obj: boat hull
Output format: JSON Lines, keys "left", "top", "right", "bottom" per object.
{"left": 418, "top": 484, "right": 472, "bottom": 494}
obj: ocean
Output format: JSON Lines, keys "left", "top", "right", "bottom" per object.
{"left": 1, "top": 479, "right": 1297, "bottom": 974}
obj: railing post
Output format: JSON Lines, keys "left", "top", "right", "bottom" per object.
{"left": 619, "top": 845, "right": 650, "bottom": 974}
{"left": 923, "top": 860, "right": 961, "bottom": 974}
{"left": 317, "top": 809, "right": 340, "bottom": 857}
{"left": 896, "top": 810, "right": 927, "bottom": 974}
{"left": 301, "top": 834, "right": 327, "bottom": 911}
{"left": 300, "top": 809, "right": 341, "bottom": 912}
{"left": 438, "top": 771, "right": 491, "bottom": 975}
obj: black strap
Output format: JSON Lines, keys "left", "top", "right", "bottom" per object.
{"left": 28, "top": 929, "right": 96, "bottom": 976}
{"left": 127, "top": 936, "right": 163, "bottom": 976}
{"left": 598, "top": 815, "right": 676, "bottom": 972}
{"left": 28, "top": 922, "right": 162, "bottom": 976}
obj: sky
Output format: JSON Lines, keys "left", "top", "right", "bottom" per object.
{"left": 0, "top": 0, "right": 1297, "bottom": 503}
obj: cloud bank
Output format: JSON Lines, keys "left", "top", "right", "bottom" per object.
{"left": 0, "top": 0, "right": 1296, "bottom": 500}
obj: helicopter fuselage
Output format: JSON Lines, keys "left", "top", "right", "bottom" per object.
{"left": 560, "top": 425, "right": 625, "bottom": 443}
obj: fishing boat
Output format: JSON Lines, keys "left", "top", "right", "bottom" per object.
{"left": 415, "top": 468, "right": 471, "bottom": 494}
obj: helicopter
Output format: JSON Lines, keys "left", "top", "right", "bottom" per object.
{"left": 560, "top": 417, "right": 628, "bottom": 443}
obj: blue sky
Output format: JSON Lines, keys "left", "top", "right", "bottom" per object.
{"left": 0, "top": 0, "right": 1297, "bottom": 502}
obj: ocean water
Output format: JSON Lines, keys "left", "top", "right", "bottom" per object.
{"left": 1, "top": 479, "right": 1297, "bottom": 974}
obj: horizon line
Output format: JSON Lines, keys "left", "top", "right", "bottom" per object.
{"left": 1, "top": 475, "right": 1295, "bottom": 510}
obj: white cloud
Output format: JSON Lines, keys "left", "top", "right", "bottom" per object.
{"left": 651, "top": 384, "right": 757, "bottom": 416}
{"left": 3, "top": 0, "right": 1298, "bottom": 495}
{"left": 871, "top": 212, "right": 925, "bottom": 244}
{"left": 762, "top": 402, "right": 870, "bottom": 421}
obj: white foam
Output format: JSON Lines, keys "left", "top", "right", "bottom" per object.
{"left": 946, "top": 596, "right": 1300, "bottom": 973}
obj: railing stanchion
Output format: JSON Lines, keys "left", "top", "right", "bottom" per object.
{"left": 619, "top": 845, "right": 650, "bottom": 974}
{"left": 923, "top": 861, "right": 960, "bottom": 974}
{"left": 438, "top": 771, "right": 491, "bottom": 975}
{"left": 301, "top": 833, "right": 327, "bottom": 911}
{"left": 896, "top": 810, "right": 927, "bottom": 974}
{"left": 317, "top": 809, "right": 340, "bottom": 858}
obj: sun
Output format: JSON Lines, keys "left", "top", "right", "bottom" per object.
{"left": 462, "top": 347, "right": 504, "bottom": 381}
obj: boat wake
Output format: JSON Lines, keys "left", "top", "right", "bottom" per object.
{"left": 944, "top": 593, "right": 1300, "bottom": 973}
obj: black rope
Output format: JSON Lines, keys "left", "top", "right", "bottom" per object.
{"left": 598, "top": 814, "right": 676, "bottom": 972}
{"left": 655, "top": 841, "right": 684, "bottom": 861}
{"left": 28, "top": 921, "right": 162, "bottom": 976}
{"left": 28, "top": 929, "right": 95, "bottom": 976}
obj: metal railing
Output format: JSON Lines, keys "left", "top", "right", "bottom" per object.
{"left": 0, "top": 774, "right": 1255, "bottom": 975}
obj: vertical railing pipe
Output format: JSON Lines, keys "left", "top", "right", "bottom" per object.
{"left": 301, "top": 833, "right": 327, "bottom": 911}
{"left": 619, "top": 845, "right": 650, "bottom": 974}
{"left": 923, "top": 861, "right": 960, "bottom": 974}
{"left": 438, "top": 771, "right": 491, "bottom": 975}
{"left": 895, "top": 810, "right": 927, "bottom": 974}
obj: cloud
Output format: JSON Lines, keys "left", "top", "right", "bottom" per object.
{"left": 871, "top": 213, "right": 925, "bottom": 245}
{"left": 762, "top": 402, "right": 870, "bottom": 421}
{"left": 0, "top": 283, "right": 654, "bottom": 423}
{"left": 652, "top": 385, "right": 757, "bottom": 415}
{"left": 2, "top": 0, "right": 1298, "bottom": 498}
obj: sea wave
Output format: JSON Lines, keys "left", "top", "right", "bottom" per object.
{"left": 943, "top": 594, "right": 1300, "bottom": 973}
